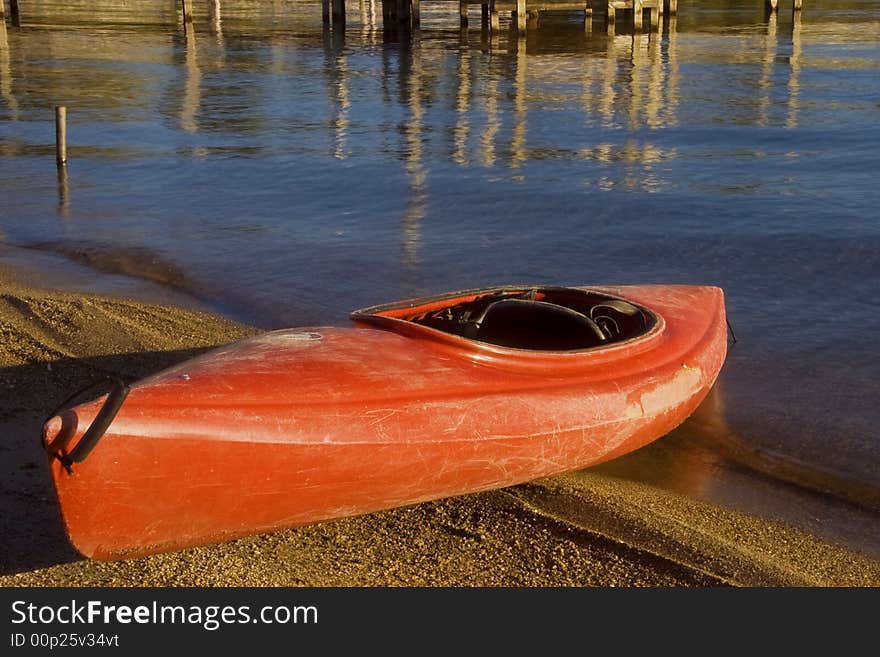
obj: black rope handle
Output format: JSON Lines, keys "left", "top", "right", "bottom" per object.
{"left": 44, "top": 377, "right": 130, "bottom": 474}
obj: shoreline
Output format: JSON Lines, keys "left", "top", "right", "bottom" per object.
{"left": 1, "top": 259, "right": 879, "bottom": 586}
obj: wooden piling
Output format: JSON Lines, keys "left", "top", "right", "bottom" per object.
{"left": 664, "top": 0, "right": 677, "bottom": 15}
{"left": 460, "top": 0, "right": 468, "bottom": 26}
{"left": 765, "top": 0, "right": 778, "bottom": 12}
{"left": 55, "top": 106, "right": 67, "bottom": 168}
{"left": 793, "top": 0, "right": 803, "bottom": 10}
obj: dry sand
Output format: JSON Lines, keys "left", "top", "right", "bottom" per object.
{"left": 1, "top": 265, "right": 878, "bottom": 587}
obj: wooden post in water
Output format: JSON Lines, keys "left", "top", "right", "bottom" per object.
{"left": 459, "top": 0, "right": 468, "bottom": 26}
{"left": 765, "top": 0, "right": 778, "bottom": 12}
{"left": 664, "top": 0, "right": 677, "bottom": 15}
{"left": 323, "top": 0, "right": 331, "bottom": 23}
{"left": 793, "top": 0, "right": 803, "bottom": 10}
{"left": 55, "top": 106, "right": 67, "bottom": 168}
{"left": 633, "top": 0, "right": 643, "bottom": 30}
{"left": 411, "top": 0, "right": 420, "bottom": 27}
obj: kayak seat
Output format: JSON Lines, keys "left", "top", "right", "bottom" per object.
{"left": 466, "top": 299, "right": 608, "bottom": 350}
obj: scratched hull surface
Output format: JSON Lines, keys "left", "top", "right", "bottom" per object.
{"left": 43, "top": 285, "right": 727, "bottom": 559}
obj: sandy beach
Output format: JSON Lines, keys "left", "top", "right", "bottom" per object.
{"left": 1, "top": 260, "right": 878, "bottom": 587}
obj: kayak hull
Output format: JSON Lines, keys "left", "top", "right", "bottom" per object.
{"left": 43, "top": 284, "right": 728, "bottom": 560}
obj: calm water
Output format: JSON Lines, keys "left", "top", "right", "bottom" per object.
{"left": 1, "top": 2, "right": 879, "bottom": 544}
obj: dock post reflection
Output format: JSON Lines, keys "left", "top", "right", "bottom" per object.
{"left": 332, "top": 0, "right": 346, "bottom": 27}
{"left": 758, "top": 10, "right": 777, "bottom": 126}
{"left": 786, "top": 8, "right": 802, "bottom": 129}
{"left": 510, "top": 35, "right": 527, "bottom": 169}
{"left": 180, "top": 22, "right": 200, "bottom": 134}
{"left": 57, "top": 166, "right": 69, "bottom": 218}
{"left": 399, "top": 45, "right": 426, "bottom": 271}
{"left": 0, "top": 19, "right": 17, "bottom": 119}
{"left": 453, "top": 44, "right": 471, "bottom": 166}
{"left": 8, "top": 0, "right": 21, "bottom": 29}
{"left": 210, "top": 0, "right": 223, "bottom": 37}
{"left": 180, "top": 0, "right": 193, "bottom": 24}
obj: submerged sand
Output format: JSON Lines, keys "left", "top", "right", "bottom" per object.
{"left": 1, "top": 264, "right": 878, "bottom": 587}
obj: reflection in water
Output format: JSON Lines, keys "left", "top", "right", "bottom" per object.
{"left": 661, "top": 15, "right": 679, "bottom": 125}
{"left": 758, "top": 11, "right": 777, "bottom": 127}
{"left": 327, "top": 42, "right": 351, "bottom": 160}
{"left": 479, "top": 66, "right": 500, "bottom": 167}
{"left": 56, "top": 166, "right": 69, "bottom": 218}
{"left": 400, "top": 44, "right": 426, "bottom": 269}
{"left": 0, "top": 21, "right": 18, "bottom": 119}
{"left": 583, "top": 383, "right": 880, "bottom": 558}
{"left": 210, "top": 0, "right": 223, "bottom": 37}
{"left": 359, "top": 0, "right": 379, "bottom": 36}
{"left": 181, "top": 23, "right": 201, "bottom": 134}
{"left": 511, "top": 37, "right": 527, "bottom": 169}
{"left": 759, "top": 10, "right": 803, "bottom": 128}
{"left": 453, "top": 43, "right": 471, "bottom": 166}
{"left": 786, "top": 10, "right": 802, "bottom": 129}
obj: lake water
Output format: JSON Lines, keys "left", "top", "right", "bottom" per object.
{"left": 1, "top": 1, "right": 878, "bottom": 552}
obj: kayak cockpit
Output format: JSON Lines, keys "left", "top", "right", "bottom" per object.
{"left": 352, "top": 286, "right": 657, "bottom": 351}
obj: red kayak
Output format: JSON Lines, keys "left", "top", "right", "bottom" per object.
{"left": 42, "top": 284, "right": 727, "bottom": 560}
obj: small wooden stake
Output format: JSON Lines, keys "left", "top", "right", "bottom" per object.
{"left": 55, "top": 106, "right": 67, "bottom": 168}
{"left": 181, "top": 0, "right": 193, "bottom": 24}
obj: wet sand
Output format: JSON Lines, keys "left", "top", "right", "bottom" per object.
{"left": 1, "top": 262, "right": 878, "bottom": 587}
